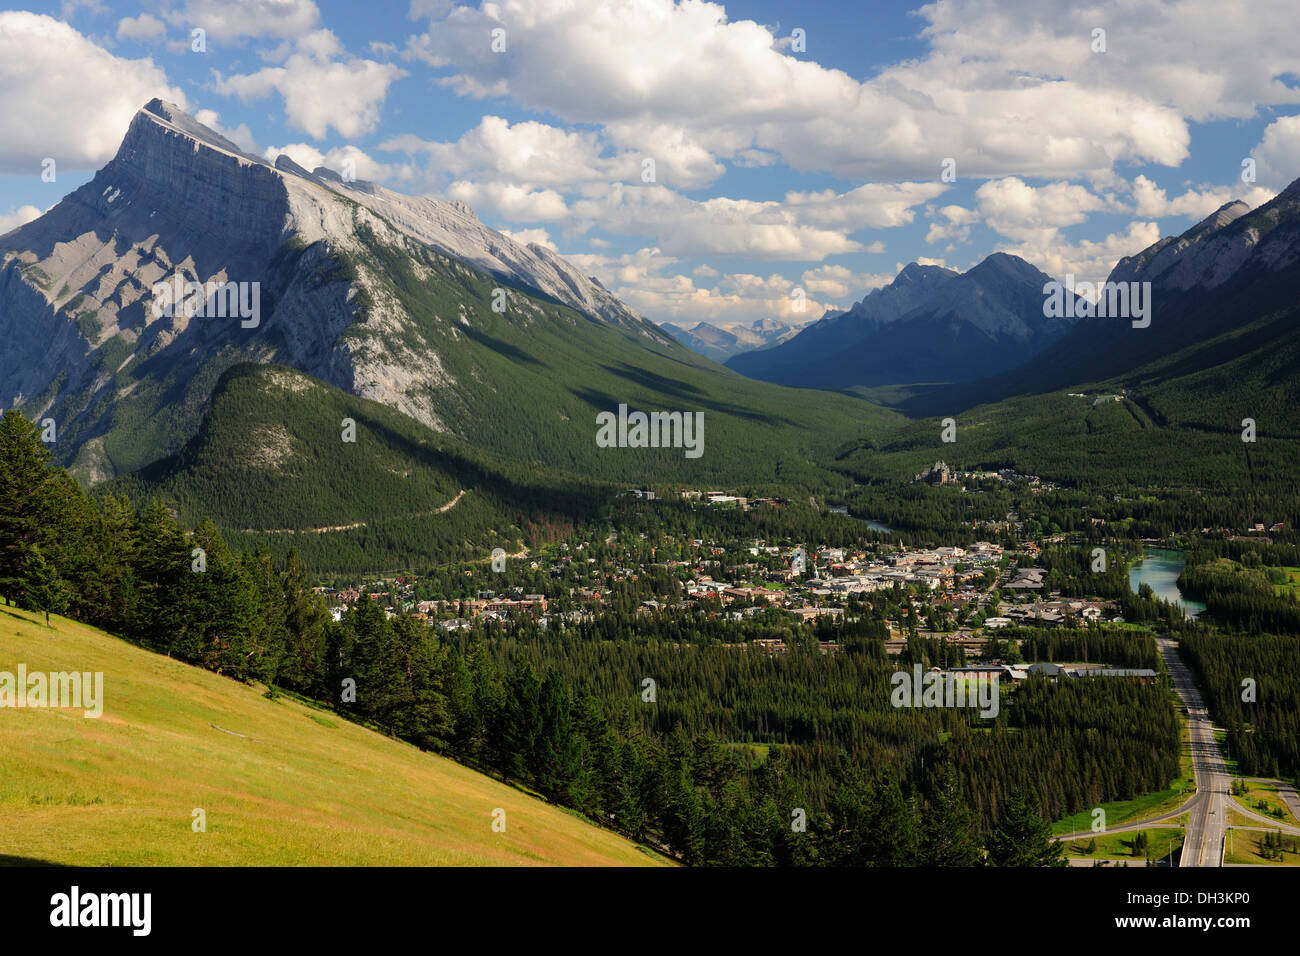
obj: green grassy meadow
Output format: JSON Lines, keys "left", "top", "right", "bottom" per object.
{"left": 1063, "top": 828, "right": 1184, "bottom": 862}
{"left": 0, "top": 606, "right": 668, "bottom": 867}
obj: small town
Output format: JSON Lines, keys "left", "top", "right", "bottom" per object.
{"left": 311, "top": 490, "right": 1133, "bottom": 671}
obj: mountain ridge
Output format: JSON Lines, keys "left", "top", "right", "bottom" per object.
{"left": 664, "top": 317, "right": 799, "bottom": 361}
{"left": 727, "top": 253, "right": 1077, "bottom": 387}
{"left": 2, "top": 101, "right": 891, "bottom": 488}
{"left": 901, "top": 179, "right": 1300, "bottom": 417}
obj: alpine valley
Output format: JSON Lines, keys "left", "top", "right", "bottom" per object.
{"left": 5, "top": 90, "right": 1300, "bottom": 878}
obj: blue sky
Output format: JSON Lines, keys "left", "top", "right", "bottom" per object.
{"left": 3, "top": 0, "right": 1299, "bottom": 330}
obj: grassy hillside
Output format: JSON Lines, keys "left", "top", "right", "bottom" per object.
{"left": 108, "top": 363, "right": 608, "bottom": 570}
{"left": 835, "top": 388, "right": 1297, "bottom": 492}
{"left": 0, "top": 605, "right": 668, "bottom": 866}
{"left": 106, "top": 359, "right": 904, "bottom": 572}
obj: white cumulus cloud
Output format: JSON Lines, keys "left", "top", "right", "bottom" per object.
{"left": 162, "top": 0, "right": 321, "bottom": 42}
{"left": 0, "top": 204, "right": 43, "bottom": 235}
{"left": 1250, "top": 115, "right": 1300, "bottom": 191}
{"left": 117, "top": 13, "right": 166, "bottom": 41}
{"left": 1130, "top": 174, "right": 1274, "bottom": 219}
{"left": 0, "top": 12, "right": 186, "bottom": 174}
{"left": 215, "top": 29, "right": 405, "bottom": 139}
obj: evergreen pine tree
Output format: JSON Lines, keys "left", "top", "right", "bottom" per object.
{"left": 921, "top": 765, "right": 982, "bottom": 866}
{"left": 988, "top": 790, "right": 1067, "bottom": 866}
{"left": 0, "top": 410, "right": 55, "bottom": 605}
{"left": 22, "top": 546, "right": 68, "bottom": 625}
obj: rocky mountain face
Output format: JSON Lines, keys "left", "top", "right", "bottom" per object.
{"left": 728, "top": 254, "right": 1077, "bottom": 388}
{"left": 1107, "top": 201, "right": 1252, "bottom": 291}
{"left": 664, "top": 317, "right": 799, "bottom": 362}
{"left": 0, "top": 101, "right": 665, "bottom": 481}
{"left": 275, "top": 152, "right": 644, "bottom": 330}
{"left": 835, "top": 262, "right": 960, "bottom": 326}
{"left": 902, "top": 183, "right": 1300, "bottom": 417}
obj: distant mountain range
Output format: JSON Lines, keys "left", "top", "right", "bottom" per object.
{"left": 728, "top": 180, "right": 1300, "bottom": 432}
{"left": 663, "top": 317, "right": 799, "bottom": 361}
{"left": 816, "top": 186, "right": 1300, "bottom": 507}
{"left": 727, "top": 254, "right": 1080, "bottom": 387}
{"left": 903, "top": 187, "right": 1300, "bottom": 418}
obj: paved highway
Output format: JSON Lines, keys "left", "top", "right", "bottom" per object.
{"left": 1057, "top": 638, "right": 1299, "bottom": 865}
{"left": 1157, "top": 637, "right": 1228, "bottom": 866}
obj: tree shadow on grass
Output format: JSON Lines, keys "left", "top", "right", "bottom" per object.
{"left": 0, "top": 855, "right": 68, "bottom": 866}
